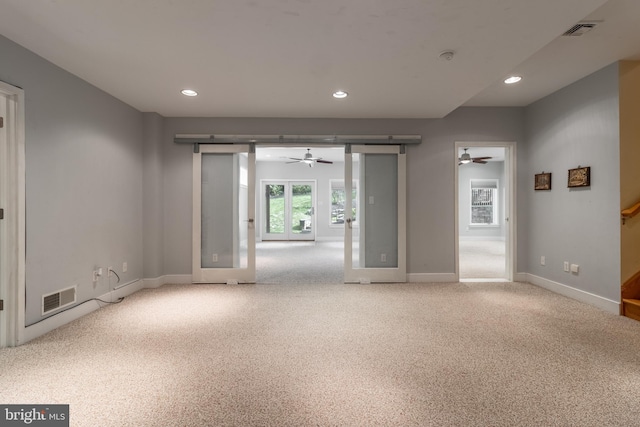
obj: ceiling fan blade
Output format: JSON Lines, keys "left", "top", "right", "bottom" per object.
{"left": 458, "top": 162, "right": 463, "bottom": 166}
{"left": 316, "top": 159, "right": 333, "bottom": 164}
{"left": 472, "top": 159, "right": 488, "bottom": 164}
{"left": 472, "top": 156, "right": 492, "bottom": 161}
{"left": 286, "top": 160, "right": 302, "bottom": 164}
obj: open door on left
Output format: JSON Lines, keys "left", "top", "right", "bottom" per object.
{"left": 193, "top": 144, "right": 256, "bottom": 283}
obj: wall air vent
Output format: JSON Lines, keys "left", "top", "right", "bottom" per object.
{"left": 562, "top": 21, "right": 602, "bottom": 37}
{"left": 42, "top": 285, "right": 77, "bottom": 315}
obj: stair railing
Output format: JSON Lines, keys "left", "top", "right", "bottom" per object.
{"left": 621, "top": 201, "right": 640, "bottom": 225}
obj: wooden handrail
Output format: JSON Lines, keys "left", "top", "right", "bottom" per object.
{"left": 621, "top": 201, "right": 640, "bottom": 224}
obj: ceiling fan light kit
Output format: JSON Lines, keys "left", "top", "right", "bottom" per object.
{"left": 285, "top": 149, "right": 333, "bottom": 168}
{"left": 458, "top": 148, "right": 492, "bottom": 165}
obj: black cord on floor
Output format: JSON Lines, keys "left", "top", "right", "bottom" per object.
{"left": 27, "top": 296, "right": 125, "bottom": 327}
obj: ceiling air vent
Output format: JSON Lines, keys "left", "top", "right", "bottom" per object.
{"left": 562, "top": 21, "right": 601, "bottom": 37}
{"left": 42, "top": 285, "right": 77, "bottom": 315}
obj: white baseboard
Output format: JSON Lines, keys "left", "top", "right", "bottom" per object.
{"left": 143, "top": 274, "right": 193, "bottom": 288}
{"left": 20, "top": 279, "right": 145, "bottom": 345}
{"left": 524, "top": 273, "right": 620, "bottom": 315}
{"left": 408, "top": 273, "right": 457, "bottom": 283}
{"left": 513, "top": 272, "right": 528, "bottom": 282}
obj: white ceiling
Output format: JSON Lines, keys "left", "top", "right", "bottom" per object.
{"left": 1, "top": 0, "right": 639, "bottom": 119}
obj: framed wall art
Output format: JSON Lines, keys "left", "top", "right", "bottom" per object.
{"left": 568, "top": 166, "right": 590, "bottom": 188}
{"left": 534, "top": 172, "right": 551, "bottom": 191}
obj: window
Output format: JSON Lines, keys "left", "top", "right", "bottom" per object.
{"left": 470, "top": 179, "right": 498, "bottom": 225}
{"left": 330, "top": 180, "right": 358, "bottom": 226}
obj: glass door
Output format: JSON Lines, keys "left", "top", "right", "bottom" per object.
{"left": 261, "top": 180, "right": 315, "bottom": 241}
{"left": 288, "top": 181, "right": 315, "bottom": 241}
{"left": 344, "top": 145, "right": 406, "bottom": 283}
{"left": 193, "top": 145, "right": 255, "bottom": 283}
{"left": 262, "top": 181, "right": 287, "bottom": 240}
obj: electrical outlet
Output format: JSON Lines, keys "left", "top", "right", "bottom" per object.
{"left": 571, "top": 264, "right": 579, "bottom": 274}
{"left": 122, "top": 262, "right": 128, "bottom": 273}
{"left": 563, "top": 261, "right": 569, "bottom": 272}
{"left": 381, "top": 253, "right": 387, "bottom": 262}
{"left": 540, "top": 256, "right": 545, "bottom": 266}
{"left": 212, "top": 254, "right": 218, "bottom": 263}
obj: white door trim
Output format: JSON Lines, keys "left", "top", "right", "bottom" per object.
{"left": 454, "top": 141, "right": 516, "bottom": 281}
{"left": 0, "top": 81, "right": 26, "bottom": 347}
{"left": 192, "top": 144, "right": 256, "bottom": 283}
{"left": 260, "top": 179, "right": 317, "bottom": 241}
{"left": 344, "top": 145, "right": 406, "bottom": 283}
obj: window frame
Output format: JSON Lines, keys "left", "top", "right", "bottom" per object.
{"left": 469, "top": 179, "right": 499, "bottom": 227}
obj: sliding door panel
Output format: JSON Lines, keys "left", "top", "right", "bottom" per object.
{"left": 344, "top": 146, "right": 406, "bottom": 283}
{"left": 193, "top": 145, "right": 255, "bottom": 283}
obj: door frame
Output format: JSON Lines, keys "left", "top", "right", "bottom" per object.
{"left": 0, "top": 81, "right": 26, "bottom": 347}
{"left": 260, "top": 179, "right": 317, "bottom": 241}
{"left": 344, "top": 145, "right": 407, "bottom": 283}
{"left": 454, "top": 141, "right": 516, "bottom": 281}
{"left": 192, "top": 144, "right": 256, "bottom": 284}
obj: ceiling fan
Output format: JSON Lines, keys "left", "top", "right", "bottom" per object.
{"left": 458, "top": 148, "right": 492, "bottom": 165}
{"left": 284, "top": 149, "right": 333, "bottom": 167}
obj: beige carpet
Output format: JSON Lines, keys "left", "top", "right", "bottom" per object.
{"left": 256, "top": 241, "right": 344, "bottom": 284}
{"left": 1, "top": 282, "right": 640, "bottom": 426}
{"left": 459, "top": 240, "right": 506, "bottom": 279}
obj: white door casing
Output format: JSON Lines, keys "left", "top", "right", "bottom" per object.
{"left": 192, "top": 144, "right": 256, "bottom": 284}
{"left": 344, "top": 145, "right": 406, "bottom": 283}
{"left": 0, "top": 81, "right": 26, "bottom": 347}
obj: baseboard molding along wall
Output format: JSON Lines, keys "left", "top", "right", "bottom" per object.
{"left": 21, "top": 279, "right": 145, "bottom": 345}
{"left": 525, "top": 273, "right": 620, "bottom": 315}
{"left": 144, "top": 274, "right": 193, "bottom": 287}
{"left": 19, "top": 272, "right": 621, "bottom": 345}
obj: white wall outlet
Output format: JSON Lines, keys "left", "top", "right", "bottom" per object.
{"left": 563, "top": 261, "right": 569, "bottom": 272}
{"left": 540, "top": 256, "right": 546, "bottom": 266}
{"left": 122, "top": 262, "right": 128, "bottom": 273}
{"left": 381, "top": 253, "right": 387, "bottom": 262}
{"left": 369, "top": 196, "right": 375, "bottom": 205}
{"left": 571, "top": 264, "right": 580, "bottom": 274}
{"left": 212, "top": 253, "right": 218, "bottom": 263}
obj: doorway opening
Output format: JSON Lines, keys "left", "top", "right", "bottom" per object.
{"left": 455, "top": 143, "right": 515, "bottom": 282}
{"left": 256, "top": 146, "right": 344, "bottom": 283}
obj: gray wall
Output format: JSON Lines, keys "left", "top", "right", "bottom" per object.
{"left": 523, "top": 63, "right": 620, "bottom": 301}
{"left": 458, "top": 161, "right": 505, "bottom": 240}
{"left": 142, "top": 113, "right": 164, "bottom": 278}
{"left": 161, "top": 109, "right": 525, "bottom": 277}
{"left": 0, "top": 35, "right": 144, "bottom": 325}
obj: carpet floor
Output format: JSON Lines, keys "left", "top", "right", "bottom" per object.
{"left": 459, "top": 240, "right": 506, "bottom": 279}
{"left": 257, "top": 241, "right": 344, "bottom": 284}
{"left": 1, "top": 281, "right": 639, "bottom": 426}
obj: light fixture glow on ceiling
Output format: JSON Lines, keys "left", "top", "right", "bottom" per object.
{"left": 504, "top": 76, "right": 522, "bottom": 85}
{"left": 332, "top": 90, "right": 348, "bottom": 99}
{"left": 181, "top": 89, "right": 198, "bottom": 96}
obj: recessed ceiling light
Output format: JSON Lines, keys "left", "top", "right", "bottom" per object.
{"left": 333, "top": 90, "right": 348, "bottom": 99}
{"left": 181, "top": 89, "right": 198, "bottom": 96}
{"left": 504, "top": 76, "right": 522, "bottom": 85}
